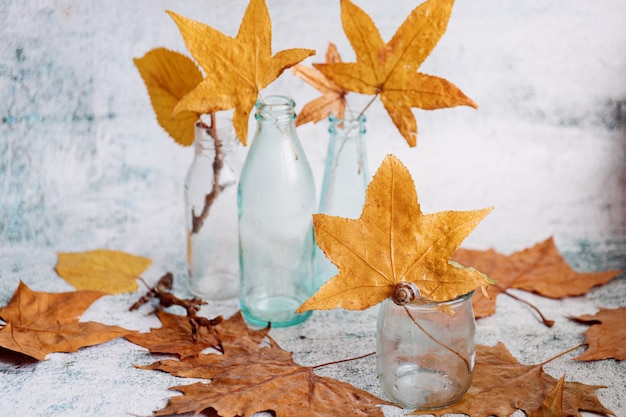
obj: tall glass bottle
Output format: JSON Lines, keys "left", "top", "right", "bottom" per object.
{"left": 184, "top": 118, "right": 244, "bottom": 300}
{"left": 238, "top": 96, "right": 316, "bottom": 327}
{"left": 314, "top": 112, "right": 369, "bottom": 290}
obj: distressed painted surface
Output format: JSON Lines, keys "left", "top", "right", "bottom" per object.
{"left": 0, "top": 1, "right": 625, "bottom": 416}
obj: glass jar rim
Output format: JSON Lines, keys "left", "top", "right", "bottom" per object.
{"left": 255, "top": 95, "right": 295, "bottom": 110}
{"left": 402, "top": 290, "right": 475, "bottom": 309}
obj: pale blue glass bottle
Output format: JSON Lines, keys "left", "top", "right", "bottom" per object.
{"left": 238, "top": 95, "right": 316, "bottom": 327}
{"left": 314, "top": 112, "right": 369, "bottom": 290}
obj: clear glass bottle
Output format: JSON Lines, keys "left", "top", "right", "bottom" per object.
{"left": 184, "top": 118, "right": 245, "bottom": 300}
{"left": 314, "top": 112, "right": 369, "bottom": 290}
{"left": 376, "top": 291, "right": 476, "bottom": 410}
{"left": 238, "top": 95, "right": 316, "bottom": 327}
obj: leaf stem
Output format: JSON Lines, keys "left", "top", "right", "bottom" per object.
{"left": 357, "top": 94, "right": 379, "bottom": 120}
{"left": 403, "top": 305, "right": 471, "bottom": 371}
{"left": 541, "top": 343, "right": 586, "bottom": 365}
{"left": 500, "top": 286, "right": 555, "bottom": 327}
{"left": 312, "top": 351, "right": 375, "bottom": 370}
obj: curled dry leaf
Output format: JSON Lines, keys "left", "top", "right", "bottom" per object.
{"left": 452, "top": 238, "right": 622, "bottom": 319}
{"left": 570, "top": 307, "right": 626, "bottom": 361}
{"left": 292, "top": 42, "right": 348, "bottom": 125}
{"left": 0, "top": 281, "right": 129, "bottom": 361}
{"left": 297, "top": 154, "right": 492, "bottom": 313}
{"left": 134, "top": 47, "right": 203, "bottom": 146}
{"left": 410, "top": 343, "right": 614, "bottom": 417}
{"left": 139, "top": 311, "right": 393, "bottom": 417}
{"left": 55, "top": 249, "right": 152, "bottom": 294}
{"left": 167, "top": 0, "right": 315, "bottom": 145}
{"left": 315, "top": 0, "right": 477, "bottom": 147}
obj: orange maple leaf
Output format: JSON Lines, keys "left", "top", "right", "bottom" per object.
{"left": 292, "top": 42, "right": 348, "bottom": 126}
{"left": 314, "top": 0, "right": 477, "bottom": 147}
{"left": 452, "top": 238, "right": 622, "bottom": 319}
{"left": 167, "top": 0, "right": 315, "bottom": 145}
{"left": 0, "top": 281, "right": 129, "bottom": 361}
{"left": 297, "top": 154, "right": 492, "bottom": 312}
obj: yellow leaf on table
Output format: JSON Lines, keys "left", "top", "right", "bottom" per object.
{"left": 134, "top": 47, "right": 203, "bottom": 146}
{"left": 55, "top": 249, "right": 152, "bottom": 294}
{"left": 297, "top": 154, "right": 492, "bottom": 313}
{"left": 315, "top": 0, "right": 477, "bottom": 147}
{"left": 166, "top": 0, "right": 315, "bottom": 146}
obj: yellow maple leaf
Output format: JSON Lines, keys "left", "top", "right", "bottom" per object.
{"left": 134, "top": 47, "right": 203, "bottom": 146}
{"left": 314, "top": 0, "right": 477, "bottom": 147}
{"left": 166, "top": 0, "right": 315, "bottom": 146}
{"left": 292, "top": 42, "right": 348, "bottom": 126}
{"left": 55, "top": 249, "right": 152, "bottom": 294}
{"left": 297, "top": 154, "right": 492, "bottom": 313}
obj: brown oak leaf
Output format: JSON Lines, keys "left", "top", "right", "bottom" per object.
{"left": 292, "top": 42, "right": 348, "bottom": 126}
{"left": 314, "top": 0, "right": 477, "bottom": 147}
{"left": 139, "top": 313, "right": 394, "bottom": 416}
{"left": 410, "top": 343, "right": 614, "bottom": 417}
{"left": 452, "top": 237, "right": 621, "bottom": 319}
{"left": 297, "top": 154, "right": 492, "bottom": 312}
{"left": 55, "top": 249, "right": 152, "bottom": 294}
{"left": 167, "top": 0, "right": 315, "bottom": 145}
{"left": 0, "top": 281, "right": 129, "bottom": 361}
{"left": 570, "top": 307, "right": 626, "bottom": 361}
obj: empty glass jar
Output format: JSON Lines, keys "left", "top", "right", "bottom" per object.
{"left": 376, "top": 291, "right": 476, "bottom": 409}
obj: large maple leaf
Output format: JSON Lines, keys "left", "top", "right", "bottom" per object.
{"left": 0, "top": 281, "right": 129, "bottom": 361}
{"left": 297, "top": 154, "right": 492, "bottom": 312}
{"left": 452, "top": 238, "right": 622, "bottom": 319}
{"left": 570, "top": 308, "right": 626, "bottom": 361}
{"left": 410, "top": 343, "right": 615, "bottom": 417}
{"left": 139, "top": 312, "right": 394, "bottom": 416}
{"left": 134, "top": 47, "right": 203, "bottom": 146}
{"left": 167, "top": 0, "right": 315, "bottom": 145}
{"left": 292, "top": 42, "right": 348, "bottom": 126}
{"left": 314, "top": 0, "right": 477, "bottom": 147}
{"left": 55, "top": 249, "right": 152, "bottom": 294}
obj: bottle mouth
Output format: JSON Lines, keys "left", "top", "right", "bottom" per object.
{"left": 255, "top": 95, "right": 296, "bottom": 120}
{"left": 329, "top": 110, "right": 366, "bottom": 133}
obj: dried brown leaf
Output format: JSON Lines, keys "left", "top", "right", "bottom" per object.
{"left": 570, "top": 307, "right": 626, "bottom": 361}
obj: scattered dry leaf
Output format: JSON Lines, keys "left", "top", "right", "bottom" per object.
{"left": 0, "top": 281, "right": 129, "bottom": 361}
{"left": 452, "top": 238, "right": 621, "bottom": 319}
{"left": 125, "top": 310, "right": 221, "bottom": 359}
{"left": 297, "top": 154, "right": 492, "bottom": 313}
{"left": 529, "top": 375, "right": 565, "bottom": 417}
{"left": 167, "top": 0, "right": 315, "bottom": 145}
{"left": 139, "top": 312, "right": 393, "bottom": 416}
{"left": 410, "top": 343, "right": 614, "bottom": 417}
{"left": 55, "top": 249, "right": 152, "bottom": 294}
{"left": 570, "top": 307, "right": 626, "bottom": 361}
{"left": 315, "top": 0, "right": 477, "bottom": 146}
{"left": 292, "top": 42, "right": 348, "bottom": 125}
{"left": 134, "top": 47, "right": 203, "bottom": 146}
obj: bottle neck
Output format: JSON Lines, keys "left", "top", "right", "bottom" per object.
{"left": 194, "top": 119, "right": 238, "bottom": 155}
{"left": 254, "top": 95, "right": 297, "bottom": 126}
{"left": 329, "top": 112, "right": 366, "bottom": 138}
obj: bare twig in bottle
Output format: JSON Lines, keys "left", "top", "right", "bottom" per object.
{"left": 191, "top": 112, "right": 226, "bottom": 234}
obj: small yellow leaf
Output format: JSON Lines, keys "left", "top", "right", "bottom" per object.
{"left": 167, "top": 0, "right": 315, "bottom": 145}
{"left": 55, "top": 249, "right": 152, "bottom": 294}
{"left": 134, "top": 47, "right": 203, "bottom": 146}
{"left": 298, "top": 154, "right": 492, "bottom": 313}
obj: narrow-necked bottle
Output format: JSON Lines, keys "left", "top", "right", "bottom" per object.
{"left": 238, "top": 95, "right": 316, "bottom": 327}
{"left": 314, "top": 112, "right": 369, "bottom": 290}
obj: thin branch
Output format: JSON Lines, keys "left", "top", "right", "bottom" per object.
{"left": 357, "top": 94, "right": 379, "bottom": 120}
{"left": 403, "top": 305, "right": 471, "bottom": 372}
{"left": 191, "top": 112, "right": 226, "bottom": 234}
{"left": 312, "top": 351, "right": 375, "bottom": 370}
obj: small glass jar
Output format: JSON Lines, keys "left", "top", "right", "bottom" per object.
{"left": 376, "top": 291, "right": 475, "bottom": 410}
{"left": 238, "top": 95, "right": 316, "bottom": 328}
{"left": 314, "top": 112, "right": 369, "bottom": 290}
{"left": 184, "top": 118, "right": 245, "bottom": 300}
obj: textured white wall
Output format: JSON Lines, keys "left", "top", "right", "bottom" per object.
{"left": 1, "top": 0, "right": 624, "bottom": 268}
